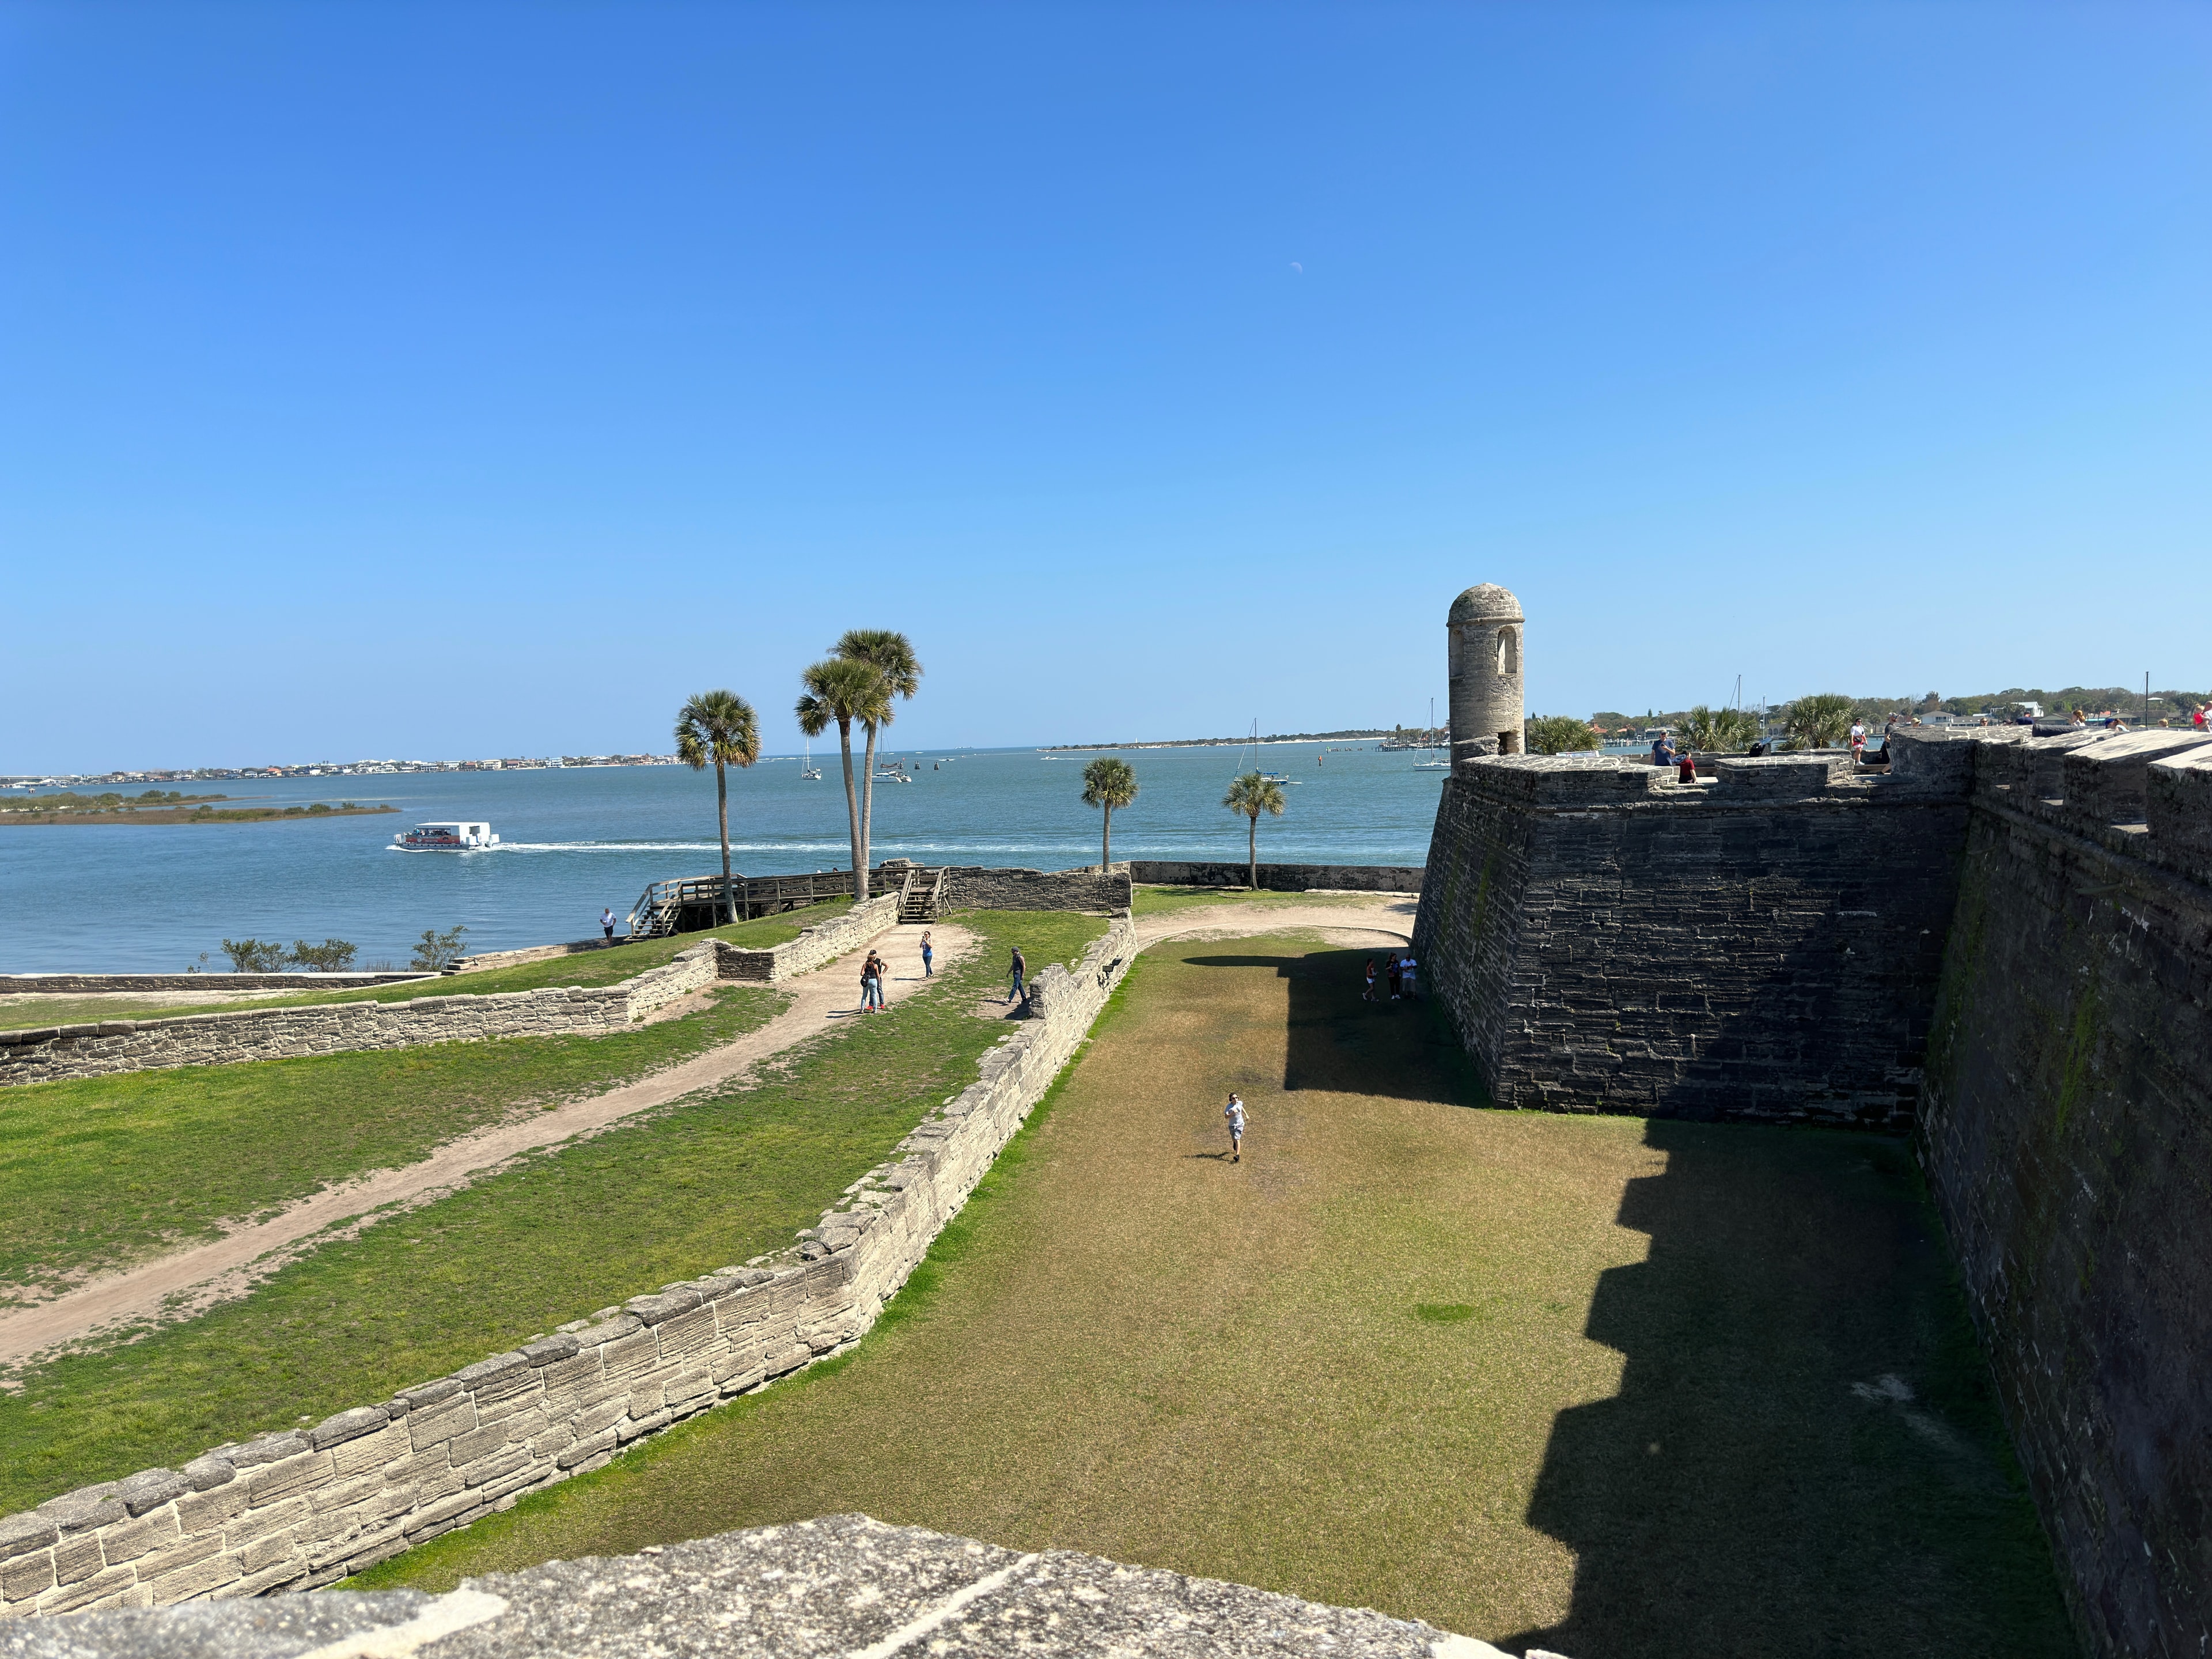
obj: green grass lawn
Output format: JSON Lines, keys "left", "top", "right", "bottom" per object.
{"left": 0, "top": 987, "right": 786, "bottom": 1297}
{"left": 359, "top": 930, "right": 2074, "bottom": 1659}
{"left": 1129, "top": 885, "right": 1409, "bottom": 918}
{"left": 0, "top": 904, "right": 852, "bottom": 1032}
{"left": 0, "top": 910, "right": 1106, "bottom": 1517}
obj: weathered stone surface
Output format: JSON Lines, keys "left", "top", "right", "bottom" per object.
{"left": 0, "top": 1518, "right": 56, "bottom": 1564}
{"left": 0, "top": 1517, "right": 1505, "bottom": 1656}
{"left": 112, "top": 1474, "right": 185, "bottom": 1519}
{"left": 305, "top": 1408, "right": 387, "bottom": 1451}
{"left": 1127, "top": 859, "right": 1423, "bottom": 893}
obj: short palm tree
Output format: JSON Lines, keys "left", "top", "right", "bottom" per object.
{"left": 1081, "top": 756, "right": 1138, "bottom": 866}
{"left": 1783, "top": 693, "right": 1855, "bottom": 751}
{"left": 673, "top": 690, "right": 760, "bottom": 925}
{"left": 1680, "top": 704, "right": 1763, "bottom": 752}
{"left": 832, "top": 629, "right": 923, "bottom": 878}
{"left": 1222, "top": 771, "right": 1286, "bottom": 892}
{"left": 796, "top": 657, "right": 891, "bottom": 897}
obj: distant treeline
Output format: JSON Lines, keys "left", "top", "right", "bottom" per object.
{"left": 1591, "top": 684, "right": 2209, "bottom": 734}
{"left": 0, "top": 791, "right": 397, "bottom": 826}
{"left": 1043, "top": 726, "right": 1429, "bottom": 750}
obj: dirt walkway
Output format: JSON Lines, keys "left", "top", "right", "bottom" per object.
{"left": 1135, "top": 896, "right": 1417, "bottom": 952}
{"left": 0, "top": 921, "right": 972, "bottom": 1368}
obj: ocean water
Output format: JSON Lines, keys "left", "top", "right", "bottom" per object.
{"left": 0, "top": 743, "right": 1447, "bottom": 972}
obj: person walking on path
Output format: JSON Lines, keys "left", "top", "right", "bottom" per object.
{"left": 1007, "top": 945, "right": 1027, "bottom": 1005}
{"left": 861, "top": 950, "right": 886, "bottom": 1012}
{"left": 1400, "top": 953, "right": 1418, "bottom": 999}
{"left": 920, "top": 931, "right": 934, "bottom": 977}
{"left": 1225, "top": 1093, "right": 1248, "bottom": 1162}
{"left": 1387, "top": 957, "right": 1403, "bottom": 1001}
{"left": 600, "top": 908, "right": 617, "bottom": 943}
{"left": 1363, "top": 957, "right": 1379, "bottom": 1002}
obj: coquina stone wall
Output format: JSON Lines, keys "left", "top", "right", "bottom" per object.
{"left": 937, "top": 865, "right": 1132, "bottom": 912}
{"left": 1127, "top": 861, "right": 1424, "bottom": 893}
{"left": 1, "top": 974, "right": 433, "bottom": 995}
{"left": 1912, "top": 734, "right": 2212, "bottom": 1658}
{"left": 0, "top": 898, "right": 905, "bottom": 1089}
{"left": 1413, "top": 752, "right": 1971, "bottom": 1126}
{"left": 0, "top": 913, "right": 1137, "bottom": 1618}
{"left": 1415, "top": 722, "right": 2212, "bottom": 1656}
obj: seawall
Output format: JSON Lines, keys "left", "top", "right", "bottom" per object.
{"left": 0, "top": 914, "right": 1138, "bottom": 1616}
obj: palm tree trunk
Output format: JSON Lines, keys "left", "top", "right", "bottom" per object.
{"left": 859, "top": 722, "right": 878, "bottom": 889}
{"left": 1248, "top": 815, "right": 1257, "bottom": 891}
{"left": 836, "top": 719, "right": 866, "bottom": 899}
{"left": 1102, "top": 804, "right": 1111, "bottom": 868}
{"left": 716, "top": 760, "right": 734, "bottom": 925}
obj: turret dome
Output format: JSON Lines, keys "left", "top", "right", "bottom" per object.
{"left": 1447, "top": 584, "right": 1524, "bottom": 625}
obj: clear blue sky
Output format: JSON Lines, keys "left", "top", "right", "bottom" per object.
{"left": 4, "top": 3, "right": 2207, "bottom": 770}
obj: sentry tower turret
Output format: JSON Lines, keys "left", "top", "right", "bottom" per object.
{"left": 1447, "top": 584, "right": 1525, "bottom": 774}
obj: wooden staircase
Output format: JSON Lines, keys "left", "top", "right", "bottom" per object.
{"left": 897, "top": 866, "right": 947, "bottom": 924}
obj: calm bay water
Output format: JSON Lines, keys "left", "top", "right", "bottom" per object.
{"left": 1, "top": 743, "right": 1445, "bottom": 972}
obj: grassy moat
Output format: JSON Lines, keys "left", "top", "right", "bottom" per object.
{"left": 354, "top": 929, "right": 2074, "bottom": 1658}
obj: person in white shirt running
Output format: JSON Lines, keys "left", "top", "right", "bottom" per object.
{"left": 1225, "top": 1093, "right": 1248, "bottom": 1162}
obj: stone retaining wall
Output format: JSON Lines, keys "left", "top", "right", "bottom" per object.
{"left": 1128, "top": 861, "right": 1423, "bottom": 893}
{"left": 711, "top": 894, "right": 901, "bottom": 983}
{"left": 0, "top": 912, "right": 1138, "bottom": 1617}
{"left": 1, "top": 974, "right": 434, "bottom": 994}
{"left": 938, "top": 865, "right": 1133, "bottom": 912}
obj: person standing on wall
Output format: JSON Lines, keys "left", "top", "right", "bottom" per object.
{"left": 1225, "top": 1092, "right": 1248, "bottom": 1163}
{"left": 1007, "top": 945, "right": 1026, "bottom": 1005}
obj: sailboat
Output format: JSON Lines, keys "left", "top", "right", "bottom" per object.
{"left": 800, "top": 738, "right": 822, "bottom": 782}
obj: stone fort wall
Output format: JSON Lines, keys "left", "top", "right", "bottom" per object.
{"left": 1414, "top": 722, "right": 2212, "bottom": 1656}
{"left": 0, "top": 916, "right": 1138, "bottom": 1616}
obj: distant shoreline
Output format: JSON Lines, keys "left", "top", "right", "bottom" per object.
{"left": 1041, "top": 729, "right": 1436, "bottom": 752}
{"left": 0, "top": 804, "right": 399, "bottom": 827}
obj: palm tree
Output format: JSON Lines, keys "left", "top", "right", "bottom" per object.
{"left": 1081, "top": 757, "right": 1138, "bottom": 866}
{"left": 1679, "top": 704, "right": 1763, "bottom": 753}
{"left": 673, "top": 690, "right": 760, "bottom": 925}
{"left": 1783, "top": 693, "right": 1855, "bottom": 751}
{"left": 796, "top": 657, "right": 891, "bottom": 898}
{"left": 832, "top": 629, "right": 922, "bottom": 878}
{"left": 1222, "top": 771, "right": 1286, "bottom": 892}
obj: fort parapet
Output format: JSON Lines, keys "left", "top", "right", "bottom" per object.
{"left": 1414, "top": 585, "right": 2212, "bottom": 1658}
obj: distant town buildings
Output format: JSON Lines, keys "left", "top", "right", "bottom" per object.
{"left": 0, "top": 755, "right": 681, "bottom": 791}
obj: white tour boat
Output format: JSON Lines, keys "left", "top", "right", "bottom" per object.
{"left": 394, "top": 821, "right": 499, "bottom": 851}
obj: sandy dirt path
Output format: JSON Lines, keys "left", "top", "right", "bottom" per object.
{"left": 1134, "top": 896, "right": 1418, "bottom": 952}
{"left": 0, "top": 921, "right": 973, "bottom": 1368}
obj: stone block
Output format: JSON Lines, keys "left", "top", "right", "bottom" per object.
{"left": 2062, "top": 731, "right": 2212, "bottom": 829}
{"left": 244, "top": 1449, "right": 331, "bottom": 1508}
{"left": 50, "top": 1532, "right": 104, "bottom": 1586}
{"left": 329, "top": 1421, "right": 410, "bottom": 1480}
{"left": 556, "top": 1427, "right": 619, "bottom": 1470}
{"left": 92, "top": 1506, "right": 178, "bottom": 1565}
{"left": 2148, "top": 747, "right": 2212, "bottom": 863}
{"left": 0, "top": 1548, "right": 54, "bottom": 1603}
{"left": 224, "top": 1555, "right": 310, "bottom": 1597}
{"left": 38, "top": 1486, "right": 124, "bottom": 1535}
{"left": 175, "top": 1480, "right": 250, "bottom": 1532}
{"left": 222, "top": 1496, "right": 310, "bottom": 1552}
{"left": 114, "top": 1469, "right": 187, "bottom": 1516}
{"left": 224, "top": 1433, "right": 309, "bottom": 1471}
{"left": 454, "top": 1444, "right": 533, "bottom": 1490}
{"left": 1713, "top": 757, "right": 1831, "bottom": 797}
{"left": 36, "top": 1563, "right": 135, "bottom": 1615}
{"left": 406, "top": 1391, "right": 476, "bottom": 1452}
{"left": 142, "top": 1548, "right": 244, "bottom": 1604}
{"left": 444, "top": 1421, "right": 513, "bottom": 1467}
{"left": 235, "top": 1528, "right": 302, "bottom": 1576}
{"left": 654, "top": 1305, "right": 719, "bottom": 1360}
{"left": 0, "top": 1514, "right": 57, "bottom": 1563}
{"left": 129, "top": 1528, "right": 223, "bottom": 1584}
{"left": 307, "top": 1405, "right": 390, "bottom": 1450}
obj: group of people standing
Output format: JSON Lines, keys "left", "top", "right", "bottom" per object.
{"left": 857, "top": 930, "right": 936, "bottom": 1013}
{"left": 1363, "top": 952, "right": 1419, "bottom": 1002}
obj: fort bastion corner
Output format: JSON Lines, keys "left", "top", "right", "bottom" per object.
{"left": 1412, "top": 580, "right": 2212, "bottom": 1659}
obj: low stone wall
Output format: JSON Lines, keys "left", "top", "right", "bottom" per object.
{"left": 711, "top": 894, "right": 901, "bottom": 983}
{"left": 1, "top": 941, "right": 722, "bottom": 1091}
{"left": 1, "top": 974, "right": 434, "bottom": 994}
{"left": 938, "top": 865, "right": 1133, "bottom": 912}
{"left": 1128, "top": 861, "right": 1423, "bottom": 893}
{"left": 0, "top": 913, "right": 1138, "bottom": 1616}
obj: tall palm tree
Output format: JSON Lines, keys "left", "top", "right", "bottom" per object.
{"left": 796, "top": 657, "right": 891, "bottom": 898}
{"left": 1081, "top": 756, "right": 1139, "bottom": 867}
{"left": 832, "top": 629, "right": 922, "bottom": 879}
{"left": 1222, "top": 771, "right": 1287, "bottom": 892}
{"left": 673, "top": 690, "right": 760, "bottom": 926}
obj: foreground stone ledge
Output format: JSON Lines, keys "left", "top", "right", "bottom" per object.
{"left": 0, "top": 1515, "right": 1538, "bottom": 1658}
{"left": 0, "top": 915, "right": 1138, "bottom": 1616}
